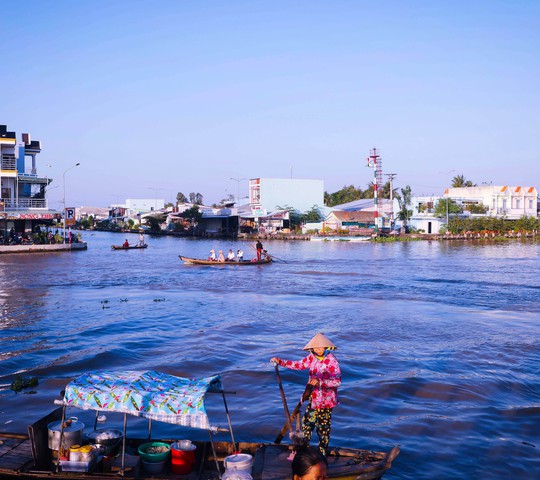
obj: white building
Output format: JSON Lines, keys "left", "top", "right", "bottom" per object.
{"left": 249, "top": 178, "right": 324, "bottom": 215}
{"left": 445, "top": 186, "right": 538, "bottom": 219}
{"left": 409, "top": 196, "right": 447, "bottom": 234}
{"left": 126, "top": 198, "right": 165, "bottom": 213}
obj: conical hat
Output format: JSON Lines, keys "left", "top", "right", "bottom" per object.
{"left": 303, "top": 333, "right": 336, "bottom": 350}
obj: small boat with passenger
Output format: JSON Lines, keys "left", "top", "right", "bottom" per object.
{"left": 179, "top": 255, "right": 272, "bottom": 266}
{"left": 0, "top": 370, "right": 399, "bottom": 479}
{"left": 111, "top": 244, "right": 148, "bottom": 250}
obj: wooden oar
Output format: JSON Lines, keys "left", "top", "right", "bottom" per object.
{"left": 274, "top": 364, "right": 293, "bottom": 435}
{"left": 275, "top": 383, "right": 313, "bottom": 444}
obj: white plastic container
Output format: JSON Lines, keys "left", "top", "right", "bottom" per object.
{"left": 222, "top": 470, "right": 253, "bottom": 480}
{"left": 224, "top": 453, "right": 253, "bottom": 473}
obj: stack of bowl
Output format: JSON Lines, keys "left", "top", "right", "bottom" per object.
{"left": 138, "top": 442, "right": 171, "bottom": 474}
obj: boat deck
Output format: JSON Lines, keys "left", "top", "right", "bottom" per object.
{"left": 0, "top": 432, "right": 396, "bottom": 480}
{"left": 0, "top": 408, "right": 398, "bottom": 479}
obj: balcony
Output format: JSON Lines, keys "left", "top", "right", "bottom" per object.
{"left": 2, "top": 198, "right": 48, "bottom": 209}
{"left": 1, "top": 158, "right": 16, "bottom": 170}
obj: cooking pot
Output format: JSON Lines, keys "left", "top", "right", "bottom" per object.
{"left": 47, "top": 417, "right": 85, "bottom": 451}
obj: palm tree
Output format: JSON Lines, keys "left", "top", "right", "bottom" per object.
{"left": 396, "top": 185, "right": 413, "bottom": 231}
{"left": 451, "top": 175, "right": 476, "bottom": 188}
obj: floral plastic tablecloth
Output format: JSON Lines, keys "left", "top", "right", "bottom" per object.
{"left": 63, "top": 370, "right": 222, "bottom": 429}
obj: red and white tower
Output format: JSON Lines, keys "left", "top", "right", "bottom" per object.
{"left": 366, "top": 148, "right": 384, "bottom": 232}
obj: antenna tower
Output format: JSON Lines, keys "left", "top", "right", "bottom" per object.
{"left": 366, "top": 148, "right": 384, "bottom": 232}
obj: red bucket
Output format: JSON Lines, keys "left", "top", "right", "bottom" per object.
{"left": 171, "top": 442, "right": 196, "bottom": 475}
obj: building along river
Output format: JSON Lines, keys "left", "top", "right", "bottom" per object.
{"left": 0, "top": 231, "right": 538, "bottom": 479}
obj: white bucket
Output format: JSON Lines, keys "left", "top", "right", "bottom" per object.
{"left": 224, "top": 453, "right": 253, "bottom": 473}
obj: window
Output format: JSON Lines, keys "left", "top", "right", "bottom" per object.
{"left": 529, "top": 199, "right": 533, "bottom": 209}
{"left": 516, "top": 199, "right": 521, "bottom": 209}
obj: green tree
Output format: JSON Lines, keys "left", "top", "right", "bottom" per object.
{"left": 189, "top": 192, "right": 204, "bottom": 205}
{"left": 176, "top": 192, "right": 188, "bottom": 203}
{"left": 276, "top": 205, "right": 302, "bottom": 230}
{"left": 302, "top": 205, "right": 324, "bottom": 223}
{"left": 180, "top": 206, "right": 203, "bottom": 233}
{"left": 144, "top": 213, "right": 167, "bottom": 232}
{"left": 395, "top": 185, "right": 413, "bottom": 229}
{"left": 451, "top": 175, "right": 476, "bottom": 188}
{"left": 434, "top": 198, "right": 462, "bottom": 218}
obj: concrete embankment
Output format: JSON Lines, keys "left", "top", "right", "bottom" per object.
{"left": 0, "top": 242, "right": 87, "bottom": 254}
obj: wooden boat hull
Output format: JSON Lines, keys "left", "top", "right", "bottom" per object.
{"left": 111, "top": 244, "right": 148, "bottom": 250}
{"left": 0, "top": 430, "right": 399, "bottom": 480}
{"left": 179, "top": 255, "right": 272, "bottom": 265}
{"left": 0, "top": 408, "right": 398, "bottom": 479}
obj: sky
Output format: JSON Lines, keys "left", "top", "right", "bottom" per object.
{"left": 1, "top": 0, "right": 539, "bottom": 209}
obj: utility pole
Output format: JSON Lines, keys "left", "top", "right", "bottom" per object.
{"left": 385, "top": 173, "right": 397, "bottom": 229}
{"left": 366, "top": 148, "right": 383, "bottom": 232}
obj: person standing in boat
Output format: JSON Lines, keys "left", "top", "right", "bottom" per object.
{"left": 256, "top": 239, "right": 264, "bottom": 260}
{"left": 139, "top": 231, "right": 145, "bottom": 246}
{"left": 271, "top": 333, "right": 341, "bottom": 456}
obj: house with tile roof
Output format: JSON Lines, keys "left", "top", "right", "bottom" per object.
{"left": 323, "top": 210, "right": 375, "bottom": 234}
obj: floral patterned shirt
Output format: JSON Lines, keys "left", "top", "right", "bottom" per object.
{"left": 277, "top": 353, "right": 341, "bottom": 409}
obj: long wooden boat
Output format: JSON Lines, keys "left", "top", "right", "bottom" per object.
{"left": 179, "top": 255, "right": 272, "bottom": 265}
{"left": 0, "top": 371, "right": 399, "bottom": 479}
{"left": 0, "top": 428, "right": 399, "bottom": 480}
{"left": 111, "top": 244, "right": 148, "bottom": 250}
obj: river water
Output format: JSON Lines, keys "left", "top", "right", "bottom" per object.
{"left": 0, "top": 231, "right": 538, "bottom": 479}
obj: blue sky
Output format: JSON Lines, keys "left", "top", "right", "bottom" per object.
{"left": 1, "top": 0, "right": 539, "bottom": 208}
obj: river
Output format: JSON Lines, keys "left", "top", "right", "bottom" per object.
{"left": 0, "top": 231, "right": 539, "bottom": 479}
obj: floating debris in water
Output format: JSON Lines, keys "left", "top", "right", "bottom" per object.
{"left": 11, "top": 375, "right": 39, "bottom": 392}
{"left": 153, "top": 298, "right": 166, "bottom": 302}
{"left": 100, "top": 300, "right": 110, "bottom": 304}
{"left": 120, "top": 299, "right": 128, "bottom": 302}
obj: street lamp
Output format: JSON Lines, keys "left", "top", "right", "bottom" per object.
{"left": 229, "top": 177, "right": 246, "bottom": 205}
{"left": 63, "top": 163, "right": 80, "bottom": 243}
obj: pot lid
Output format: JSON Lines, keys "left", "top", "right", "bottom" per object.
{"left": 48, "top": 419, "right": 85, "bottom": 432}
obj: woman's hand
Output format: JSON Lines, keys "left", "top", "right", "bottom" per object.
{"left": 308, "top": 378, "right": 319, "bottom": 386}
{"left": 270, "top": 357, "right": 280, "bottom": 365}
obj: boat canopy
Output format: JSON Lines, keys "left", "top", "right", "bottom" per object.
{"left": 62, "top": 370, "right": 222, "bottom": 430}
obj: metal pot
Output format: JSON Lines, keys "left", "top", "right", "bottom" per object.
{"left": 47, "top": 417, "right": 85, "bottom": 451}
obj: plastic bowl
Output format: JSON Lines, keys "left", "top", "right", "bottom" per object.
{"left": 141, "top": 458, "right": 167, "bottom": 474}
{"left": 138, "top": 442, "right": 171, "bottom": 463}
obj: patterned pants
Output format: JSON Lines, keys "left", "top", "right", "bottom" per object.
{"left": 302, "top": 403, "right": 333, "bottom": 455}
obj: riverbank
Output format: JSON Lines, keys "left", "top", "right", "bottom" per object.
{"left": 0, "top": 242, "right": 87, "bottom": 254}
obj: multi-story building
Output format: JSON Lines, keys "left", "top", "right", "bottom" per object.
{"left": 444, "top": 186, "right": 538, "bottom": 219}
{"left": 1, "top": 124, "right": 59, "bottom": 236}
{"left": 249, "top": 178, "right": 324, "bottom": 215}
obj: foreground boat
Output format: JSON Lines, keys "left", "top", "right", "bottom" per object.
{"left": 0, "top": 371, "right": 399, "bottom": 479}
{"left": 179, "top": 255, "right": 272, "bottom": 265}
{"left": 111, "top": 244, "right": 148, "bottom": 250}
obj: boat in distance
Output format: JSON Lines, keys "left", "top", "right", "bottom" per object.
{"left": 111, "top": 244, "right": 148, "bottom": 250}
{"left": 179, "top": 255, "right": 272, "bottom": 265}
